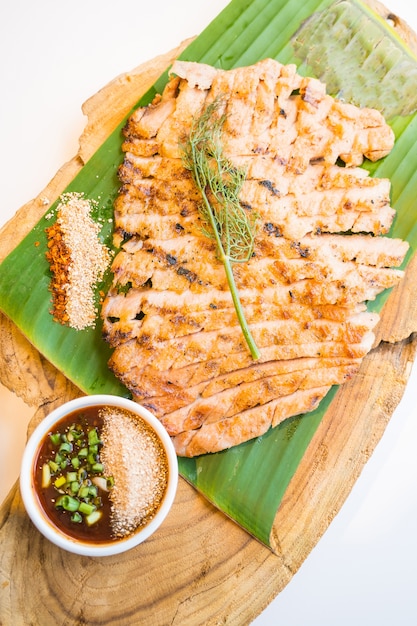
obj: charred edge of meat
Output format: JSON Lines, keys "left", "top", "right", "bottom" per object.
{"left": 301, "top": 86, "right": 321, "bottom": 107}
{"left": 114, "top": 229, "right": 134, "bottom": 244}
{"left": 166, "top": 254, "right": 177, "bottom": 265}
{"left": 290, "top": 241, "right": 311, "bottom": 258}
{"left": 264, "top": 222, "right": 283, "bottom": 237}
{"left": 177, "top": 266, "right": 199, "bottom": 283}
{"left": 258, "top": 180, "right": 280, "bottom": 196}
{"left": 103, "top": 328, "right": 135, "bottom": 345}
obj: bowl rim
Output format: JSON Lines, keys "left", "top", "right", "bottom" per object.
{"left": 19, "top": 394, "right": 178, "bottom": 557}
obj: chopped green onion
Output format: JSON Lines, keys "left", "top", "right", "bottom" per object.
{"left": 87, "top": 453, "right": 97, "bottom": 465}
{"left": 49, "top": 433, "right": 61, "bottom": 446}
{"left": 54, "top": 452, "right": 63, "bottom": 464}
{"left": 70, "top": 481, "right": 80, "bottom": 494}
{"left": 71, "top": 457, "right": 80, "bottom": 469}
{"left": 55, "top": 495, "right": 79, "bottom": 512}
{"left": 88, "top": 428, "right": 101, "bottom": 446}
{"left": 88, "top": 485, "right": 98, "bottom": 498}
{"left": 71, "top": 512, "right": 83, "bottom": 523}
{"left": 70, "top": 428, "right": 83, "bottom": 440}
{"left": 79, "top": 502, "right": 96, "bottom": 516}
{"left": 78, "top": 447, "right": 88, "bottom": 459}
{"left": 59, "top": 441, "right": 72, "bottom": 455}
{"left": 48, "top": 460, "right": 59, "bottom": 473}
{"left": 91, "top": 463, "right": 103, "bottom": 473}
{"left": 78, "top": 468, "right": 87, "bottom": 481}
{"left": 78, "top": 486, "right": 90, "bottom": 499}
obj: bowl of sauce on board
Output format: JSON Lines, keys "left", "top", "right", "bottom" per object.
{"left": 20, "top": 395, "right": 178, "bottom": 556}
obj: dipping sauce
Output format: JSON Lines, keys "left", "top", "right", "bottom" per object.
{"left": 34, "top": 405, "right": 169, "bottom": 544}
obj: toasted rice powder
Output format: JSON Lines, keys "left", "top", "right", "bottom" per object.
{"left": 46, "top": 192, "right": 112, "bottom": 330}
{"left": 100, "top": 407, "right": 169, "bottom": 538}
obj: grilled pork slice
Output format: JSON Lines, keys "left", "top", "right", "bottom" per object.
{"left": 161, "top": 59, "right": 394, "bottom": 167}
{"left": 102, "top": 287, "right": 366, "bottom": 346}
{"left": 117, "top": 154, "right": 392, "bottom": 235}
{"left": 121, "top": 154, "right": 376, "bottom": 194}
{"left": 199, "top": 355, "right": 359, "bottom": 398}
{"left": 171, "top": 386, "right": 332, "bottom": 457}
{"left": 111, "top": 336, "right": 375, "bottom": 404}
{"left": 102, "top": 58, "right": 408, "bottom": 456}
{"left": 109, "top": 230, "right": 406, "bottom": 290}
{"left": 114, "top": 176, "right": 394, "bottom": 240}
{"left": 115, "top": 199, "right": 395, "bottom": 240}
{"left": 133, "top": 313, "right": 378, "bottom": 371}
{"left": 145, "top": 362, "right": 360, "bottom": 424}
{"left": 259, "top": 233, "right": 409, "bottom": 267}
{"left": 241, "top": 177, "right": 392, "bottom": 217}
{"left": 107, "top": 314, "right": 377, "bottom": 397}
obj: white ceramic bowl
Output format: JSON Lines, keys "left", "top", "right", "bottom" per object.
{"left": 20, "top": 394, "right": 178, "bottom": 557}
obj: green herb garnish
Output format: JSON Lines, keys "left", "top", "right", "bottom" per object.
{"left": 182, "top": 99, "right": 260, "bottom": 359}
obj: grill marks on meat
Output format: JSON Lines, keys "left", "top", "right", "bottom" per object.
{"left": 109, "top": 312, "right": 379, "bottom": 373}
{"left": 157, "top": 364, "right": 358, "bottom": 434}
{"left": 171, "top": 386, "right": 332, "bottom": 458}
{"left": 102, "top": 58, "right": 408, "bottom": 456}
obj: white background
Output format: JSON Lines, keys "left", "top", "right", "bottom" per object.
{"left": 1, "top": 1, "right": 416, "bottom": 624}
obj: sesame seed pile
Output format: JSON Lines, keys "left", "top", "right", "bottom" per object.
{"left": 100, "top": 407, "right": 169, "bottom": 538}
{"left": 45, "top": 192, "right": 111, "bottom": 330}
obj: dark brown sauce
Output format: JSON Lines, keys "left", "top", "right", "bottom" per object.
{"left": 34, "top": 406, "right": 116, "bottom": 544}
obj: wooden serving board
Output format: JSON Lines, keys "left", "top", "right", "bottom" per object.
{"left": 1, "top": 3, "right": 417, "bottom": 623}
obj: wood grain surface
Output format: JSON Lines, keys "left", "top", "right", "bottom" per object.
{"left": 1, "top": 4, "right": 417, "bottom": 624}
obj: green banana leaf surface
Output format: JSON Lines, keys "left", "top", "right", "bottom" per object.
{"left": 1, "top": 0, "right": 417, "bottom": 548}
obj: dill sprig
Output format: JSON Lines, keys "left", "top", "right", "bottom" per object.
{"left": 182, "top": 99, "right": 260, "bottom": 360}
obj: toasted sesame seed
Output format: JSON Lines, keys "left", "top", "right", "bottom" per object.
{"left": 100, "top": 407, "right": 169, "bottom": 538}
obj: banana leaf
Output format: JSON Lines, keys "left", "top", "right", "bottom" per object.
{"left": 1, "top": 0, "right": 417, "bottom": 548}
